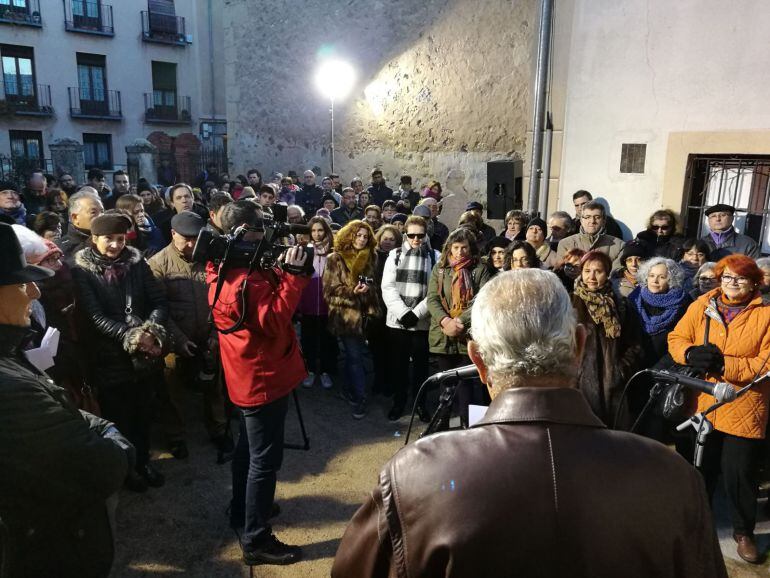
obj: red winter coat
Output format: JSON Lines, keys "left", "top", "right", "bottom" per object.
{"left": 207, "top": 263, "right": 309, "bottom": 408}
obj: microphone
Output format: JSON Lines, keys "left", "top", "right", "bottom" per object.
{"left": 649, "top": 370, "right": 737, "bottom": 404}
{"left": 427, "top": 364, "right": 479, "bottom": 383}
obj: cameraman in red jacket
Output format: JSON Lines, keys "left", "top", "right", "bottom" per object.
{"left": 207, "top": 200, "right": 310, "bottom": 566}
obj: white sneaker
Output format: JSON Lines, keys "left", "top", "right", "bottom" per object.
{"left": 320, "top": 373, "right": 333, "bottom": 389}
{"left": 302, "top": 372, "right": 315, "bottom": 388}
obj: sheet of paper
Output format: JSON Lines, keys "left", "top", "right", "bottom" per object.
{"left": 23, "top": 327, "right": 60, "bottom": 372}
{"left": 468, "top": 404, "right": 488, "bottom": 427}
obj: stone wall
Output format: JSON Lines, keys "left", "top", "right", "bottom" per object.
{"left": 224, "top": 0, "right": 536, "bottom": 226}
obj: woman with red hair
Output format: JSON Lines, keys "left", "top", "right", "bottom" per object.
{"left": 571, "top": 250, "right": 641, "bottom": 427}
{"left": 669, "top": 253, "right": 770, "bottom": 564}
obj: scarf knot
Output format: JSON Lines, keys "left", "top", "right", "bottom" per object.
{"left": 574, "top": 279, "right": 621, "bottom": 339}
{"left": 628, "top": 286, "right": 687, "bottom": 335}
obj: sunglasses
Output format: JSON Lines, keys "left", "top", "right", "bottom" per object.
{"left": 406, "top": 233, "right": 426, "bottom": 239}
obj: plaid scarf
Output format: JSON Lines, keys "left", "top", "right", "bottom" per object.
{"left": 395, "top": 241, "right": 432, "bottom": 308}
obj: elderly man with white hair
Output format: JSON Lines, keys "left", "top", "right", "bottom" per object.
{"left": 332, "top": 269, "right": 726, "bottom": 578}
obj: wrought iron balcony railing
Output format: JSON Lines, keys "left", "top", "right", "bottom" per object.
{"left": 141, "top": 10, "right": 186, "bottom": 46}
{"left": 68, "top": 86, "right": 122, "bottom": 120}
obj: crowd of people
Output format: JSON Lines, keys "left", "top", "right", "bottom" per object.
{"left": 3, "top": 162, "right": 770, "bottom": 572}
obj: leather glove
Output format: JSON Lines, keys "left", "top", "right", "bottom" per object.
{"left": 685, "top": 344, "right": 724, "bottom": 373}
{"left": 399, "top": 311, "right": 419, "bottom": 328}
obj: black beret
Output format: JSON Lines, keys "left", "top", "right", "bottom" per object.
{"left": 704, "top": 203, "right": 735, "bottom": 216}
{"left": 466, "top": 201, "right": 484, "bottom": 211}
{"left": 90, "top": 213, "right": 132, "bottom": 236}
{"left": 171, "top": 211, "right": 204, "bottom": 237}
{"left": 486, "top": 236, "right": 512, "bottom": 254}
{"left": 390, "top": 213, "right": 408, "bottom": 224}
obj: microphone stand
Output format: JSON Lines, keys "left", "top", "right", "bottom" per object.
{"left": 404, "top": 374, "right": 466, "bottom": 445}
{"left": 677, "top": 373, "right": 768, "bottom": 468}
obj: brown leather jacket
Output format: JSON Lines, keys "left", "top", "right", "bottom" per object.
{"left": 332, "top": 387, "right": 726, "bottom": 578}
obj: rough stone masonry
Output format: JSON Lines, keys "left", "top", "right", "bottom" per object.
{"left": 224, "top": 0, "right": 536, "bottom": 224}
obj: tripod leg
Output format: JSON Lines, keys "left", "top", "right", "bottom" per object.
{"left": 293, "top": 389, "right": 310, "bottom": 450}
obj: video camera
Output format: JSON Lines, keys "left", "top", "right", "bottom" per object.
{"left": 192, "top": 204, "right": 312, "bottom": 270}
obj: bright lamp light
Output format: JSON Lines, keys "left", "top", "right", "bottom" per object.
{"left": 315, "top": 59, "right": 356, "bottom": 101}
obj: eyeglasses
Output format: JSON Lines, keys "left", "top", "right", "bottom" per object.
{"left": 721, "top": 274, "right": 750, "bottom": 285}
{"left": 511, "top": 258, "right": 531, "bottom": 266}
{"left": 406, "top": 233, "right": 426, "bottom": 239}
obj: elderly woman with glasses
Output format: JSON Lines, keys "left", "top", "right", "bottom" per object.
{"left": 501, "top": 210, "right": 528, "bottom": 241}
{"left": 690, "top": 262, "right": 718, "bottom": 301}
{"left": 668, "top": 254, "right": 770, "bottom": 564}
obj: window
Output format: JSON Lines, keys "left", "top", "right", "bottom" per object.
{"left": 83, "top": 133, "right": 112, "bottom": 170}
{"left": 76, "top": 52, "right": 106, "bottom": 113}
{"left": 72, "top": 0, "right": 100, "bottom": 27}
{"left": 1, "top": 45, "right": 34, "bottom": 102}
{"left": 151, "top": 60, "right": 176, "bottom": 107}
{"left": 620, "top": 143, "right": 647, "bottom": 174}
{"left": 9, "top": 130, "right": 43, "bottom": 160}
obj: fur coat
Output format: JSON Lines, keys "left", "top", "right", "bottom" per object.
{"left": 323, "top": 251, "right": 382, "bottom": 337}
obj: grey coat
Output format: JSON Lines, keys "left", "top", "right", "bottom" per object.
{"left": 701, "top": 228, "right": 760, "bottom": 260}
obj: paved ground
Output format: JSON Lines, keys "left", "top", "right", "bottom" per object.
{"left": 109, "top": 376, "right": 770, "bottom": 578}
{"left": 110, "top": 378, "right": 411, "bottom": 578}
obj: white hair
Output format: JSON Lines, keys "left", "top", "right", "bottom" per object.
{"left": 756, "top": 257, "right": 770, "bottom": 270}
{"left": 68, "top": 190, "right": 102, "bottom": 214}
{"left": 635, "top": 257, "right": 685, "bottom": 290}
{"left": 694, "top": 262, "right": 716, "bottom": 281}
{"left": 471, "top": 269, "right": 578, "bottom": 392}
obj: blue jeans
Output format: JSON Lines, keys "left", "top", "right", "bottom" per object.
{"left": 340, "top": 335, "right": 367, "bottom": 401}
{"left": 231, "top": 394, "right": 289, "bottom": 549}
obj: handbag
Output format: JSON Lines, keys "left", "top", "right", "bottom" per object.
{"left": 655, "top": 317, "right": 711, "bottom": 422}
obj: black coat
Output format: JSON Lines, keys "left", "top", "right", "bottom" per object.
{"left": 634, "top": 230, "right": 685, "bottom": 261}
{"left": 367, "top": 183, "right": 394, "bottom": 207}
{"left": 0, "top": 324, "right": 128, "bottom": 578}
{"left": 296, "top": 184, "right": 324, "bottom": 216}
{"left": 72, "top": 246, "right": 167, "bottom": 388}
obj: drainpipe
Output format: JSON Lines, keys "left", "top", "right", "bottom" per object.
{"left": 527, "top": 0, "right": 553, "bottom": 214}
{"left": 208, "top": 0, "right": 216, "bottom": 121}
{"left": 538, "top": 113, "right": 553, "bottom": 218}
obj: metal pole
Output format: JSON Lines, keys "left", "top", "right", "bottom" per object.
{"left": 527, "top": 0, "right": 553, "bottom": 213}
{"left": 538, "top": 113, "right": 553, "bottom": 218}
{"left": 330, "top": 96, "right": 335, "bottom": 173}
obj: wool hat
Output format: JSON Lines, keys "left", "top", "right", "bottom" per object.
{"left": 413, "top": 205, "right": 432, "bottom": 219}
{"left": 90, "top": 213, "right": 132, "bottom": 236}
{"left": 171, "top": 211, "right": 204, "bottom": 238}
{"left": 390, "top": 213, "right": 408, "bottom": 225}
{"left": 704, "top": 203, "right": 735, "bottom": 216}
{"left": 466, "top": 201, "right": 484, "bottom": 212}
{"left": 620, "top": 241, "right": 648, "bottom": 262}
{"left": 527, "top": 217, "right": 547, "bottom": 233}
{"left": 0, "top": 223, "right": 53, "bottom": 285}
{"left": 11, "top": 224, "right": 61, "bottom": 265}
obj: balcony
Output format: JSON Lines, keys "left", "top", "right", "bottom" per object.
{"left": 144, "top": 93, "right": 192, "bottom": 124}
{"left": 64, "top": 0, "right": 113, "bottom": 36}
{"left": 68, "top": 87, "right": 122, "bottom": 120}
{"left": 141, "top": 11, "right": 186, "bottom": 46}
{"left": 0, "top": 82, "right": 53, "bottom": 117}
{"left": 0, "top": 0, "right": 42, "bottom": 27}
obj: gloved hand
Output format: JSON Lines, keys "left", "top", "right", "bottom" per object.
{"left": 399, "top": 311, "right": 419, "bottom": 328}
{"left": 685, "top": 344, "right": 725, "bottom": 374}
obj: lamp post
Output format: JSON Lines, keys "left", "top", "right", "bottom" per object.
{"left": 315, "top": 59, "right": 355, "bottom": 173}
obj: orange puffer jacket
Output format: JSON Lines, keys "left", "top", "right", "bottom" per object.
{"left": 668, "top": 289, "right": 770, "bottom": 439}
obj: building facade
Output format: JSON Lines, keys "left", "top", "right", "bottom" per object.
{"left": 548, "top": 0, "right": 770, "bottom": 250}
{"left": 0, "top": 0, "right": 226, "bottom": 185}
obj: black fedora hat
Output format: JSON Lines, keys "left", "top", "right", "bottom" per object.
{"left": 0, "top": 224, "right": 54, "bottom": 286}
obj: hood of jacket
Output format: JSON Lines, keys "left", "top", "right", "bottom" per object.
{"left": 74, "top": 245, "right": 143, "bottom": 276}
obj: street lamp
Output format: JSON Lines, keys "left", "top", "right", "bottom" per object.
{"left": 315, "top": 59, "right": 355, "bottom": 173}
